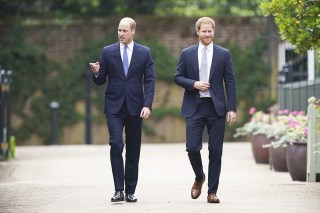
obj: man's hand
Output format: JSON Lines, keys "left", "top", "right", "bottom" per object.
{"left": 194, "top": 81, "right": 210, "bottom": 91}
{"left": 90, "top": 62, "right": 100, "bottom": 74}
{"left": 140, "top": 107, "right": 151, "bottom": 119}
{"left": 227, "top": 111, "right": 236, "bottom": 126}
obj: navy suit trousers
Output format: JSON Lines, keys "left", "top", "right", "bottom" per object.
{"left": 186, "top": 97, "right": 226, "bottom": 193}
{"left": 106, "top": 101, "right": 142, "bottom": 194}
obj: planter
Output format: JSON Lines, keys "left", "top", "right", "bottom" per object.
{"left": 286, "top": 141, "right": 307, "bottom": 181}
{"left": 251, "top": 134, "right": 271, "bottom": 164}
{"left": 269, "top": 145, "right": 288, "bottom": 172}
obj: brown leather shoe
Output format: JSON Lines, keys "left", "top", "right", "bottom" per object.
{"left": 207, "top": 193, "right": 220, "bottom": 203}
{"left": 191, "top": 175, "right": 205, "bottom": 199}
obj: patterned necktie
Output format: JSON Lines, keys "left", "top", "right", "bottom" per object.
{"left": 123, "top": 45, "right": 129, "bottom": 76}
{"left": 200, "top": 47, "right": 207, "bottom": 82}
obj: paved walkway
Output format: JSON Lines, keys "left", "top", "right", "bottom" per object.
{"left": 0, "top": 142, "right": 319, "bottom": 213}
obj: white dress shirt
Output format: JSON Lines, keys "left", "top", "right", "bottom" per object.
{"left": 95, "top": 41, "right": 134, "bottom": 78}
{"left": 120, "top": 41, "right": 134, "bottom": 67}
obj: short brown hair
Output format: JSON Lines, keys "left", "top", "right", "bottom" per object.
{"left": 195, "top": 17, "right": 215, "bottom": 31}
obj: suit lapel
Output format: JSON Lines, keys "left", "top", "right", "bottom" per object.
{"left": 113, "top": 42, "right": 126, "bottom": 77}
{"left": 209, "top": 44, "right": 220, "bottom": 80}
{"left": 190, "top": 44, "right": 200, "bottom": 80}
{"left": 127, "top": 42, "right": 138, "bottom": 77}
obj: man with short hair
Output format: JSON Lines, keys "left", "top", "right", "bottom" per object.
{"left": 174, "top": 17, "right": 237, "bottom": 203}
{"left": 90, "top": 17, "right": 155, "bottom": 203}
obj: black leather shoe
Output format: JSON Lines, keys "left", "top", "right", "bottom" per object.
{"left": 111, "top": 191, "right": 124, "bottom": 202}
{"left": 125, "top": 194, "right": 137, "bottom": 202}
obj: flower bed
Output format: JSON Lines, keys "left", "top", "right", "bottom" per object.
{"left": 234, "top": 107, "right": 308, "bottom": 148}
{"left": 234, "top": 98, "right": 320, "bottom": 180}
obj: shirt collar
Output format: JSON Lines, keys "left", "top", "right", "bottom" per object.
{"left": 199, "top": 42, "right": 213, "bottom": 52}
{"left": 121, "top": 41, "right": 134, "bottom": 50}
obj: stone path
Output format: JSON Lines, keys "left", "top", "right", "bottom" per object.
{"left": 0, "top": 143, "right": 319, "bottom": 213}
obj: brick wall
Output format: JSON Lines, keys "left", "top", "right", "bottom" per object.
{"left": 10, "top": 16, "right": 278, "bottom": 144}
{"left": 24, "top": 16, "right": 273, "bottom": 62}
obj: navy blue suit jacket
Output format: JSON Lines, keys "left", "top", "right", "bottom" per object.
{"left": 174, "top": 43, "right": 236, "bottom": 118}
{"left": 93, "top": 42, "right": 155, "bottom": 116}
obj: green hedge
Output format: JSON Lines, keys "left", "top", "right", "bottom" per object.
{"left": 0, "top": 22, "right": 178, "bottom": 144}
{"left": 0, "top": 21, "right": 271, "bottom": 143}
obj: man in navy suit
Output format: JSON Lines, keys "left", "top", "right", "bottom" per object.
{"left": 90, "top": 17, "right": 155, "bottom": 203}
{"left": 174, "top": 17, "right": 236, "bottom": 203}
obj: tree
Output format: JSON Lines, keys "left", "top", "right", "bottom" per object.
{"left": 0, "top": 0, "right": 119, "bottom": 17}
{"left": 261, "top": 0, "right": 320, "bottom": 53}
{"left": 0, "top": 0, "right": 160, "bottom": 17}
{"left": 156, "top": 0, "right": 264, "bottom": 17}
{"left": 0, "top": 0, "right": 267, "bottom": 18}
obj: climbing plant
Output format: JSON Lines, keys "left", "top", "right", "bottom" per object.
{"left": 0, "top": 20, "right": 272, "bottom": 143}
{"left": 0, "top": 22, "right": 178, "bottom": 144}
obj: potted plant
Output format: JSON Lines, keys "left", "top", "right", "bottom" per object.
{"left": 264, "top": 110, "right": 306, "bottom": 172}
{"left": 234, "top": 108, "right": 274, "bottom": 164}
{"left": 270, "top": 112, "right": 308, "bottom": 181}
{"left": 264, "top": 117, "right": 288, "bottom": 172}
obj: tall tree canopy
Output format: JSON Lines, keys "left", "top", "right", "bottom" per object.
{"left": 0, "top": 0, "right": 264, "bottom": 18}
{"left": 261, "top": 0, "right": 320, "bottom": 53}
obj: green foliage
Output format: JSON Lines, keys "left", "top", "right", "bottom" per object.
{"left": 0, "top": 0, "right": 266, "bottom": 18}
{"left": 223, "top": 38, "right": 273, "bottom": 140}
{"left": 119, "top": 0, "right": 163, "bottom": 15}
{"left": 0, "top": 21, "right": 53, "bottom": 109}
{"left": 0, "top": 17, "right": 273, "bottom": 143}
{"left": 136, "top": 39, "right": 177, "bottom": 83}
{"left": 63, "top": 37, "right": 117, "bottom": 115}
{"left": 142, "top": 108, "right": 182, "bottom": 137}
{"left": 142, "top": 122, "right": 156, "bottom": 136}
{"left": 261, "top": 0, "right": 320, "bottom": 53}
{"left": 0, "top": 20, "right": 59, "bottom": 143}
{"left": 0, "top": 0, "right": 119, "bottom": 17}
{"left": 226, "top": 39, "right": 270, "bottom": 108}
{"left": 0, "top": 21, "right": 178, "bottom": 144}
{"left": 151, "top": 107, "right": 181, "bottom": 120}
{"left": 156, "top": 0, "right": 264, "bottom": 17}
{"left": 0, "top": 22, "right": 112, "bottom": 143}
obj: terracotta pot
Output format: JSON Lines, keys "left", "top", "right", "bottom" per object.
{"left": 286, "top": 141, "right": 307, "bottom": 181}
{"left": 251, "top": 134, "right": 271, "bottom": 164}
{"left": 269, "top": 146, "right": 288, "bottom": 172}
